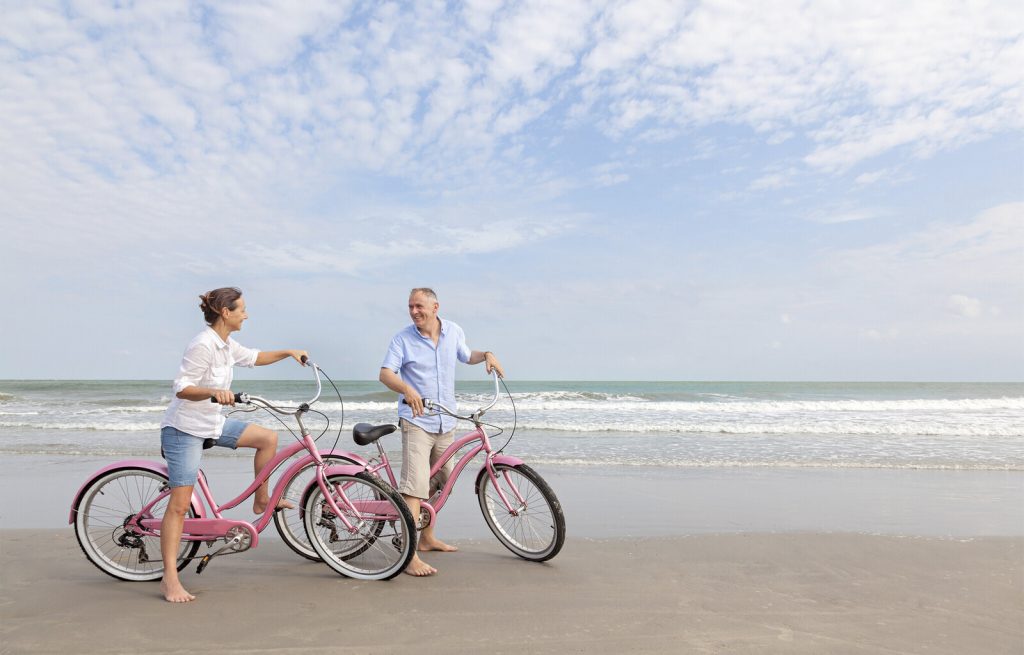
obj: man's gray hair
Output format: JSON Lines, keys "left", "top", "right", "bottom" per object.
{"left": 409, "top": 287, "right": 438, "bottom": 302}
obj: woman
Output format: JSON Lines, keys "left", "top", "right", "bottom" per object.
{"left": 159, "top": 287, "right": 306, "bottom": 603}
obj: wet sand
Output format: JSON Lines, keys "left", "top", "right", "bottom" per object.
{"left": 1, "top": 529, "right": 1021, "bottom": 654}
{"left": 2, "top": 456, "right": 1022, "bottom": 653}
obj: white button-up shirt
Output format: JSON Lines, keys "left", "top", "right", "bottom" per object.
{"left": 160, "top": 327, "right": 259, "bottom": 439}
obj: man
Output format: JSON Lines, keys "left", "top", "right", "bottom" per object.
{"left": 379, "top": 287, "right": 504, "bottom": 576}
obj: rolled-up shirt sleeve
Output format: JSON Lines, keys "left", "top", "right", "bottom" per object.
{"left": 172, "top": 342, "right": 212, "bottom": 394}
{"left": 229, "top": 340, "right": 259, "bottom": 368}
{"left": 381, "top": 335, "right": 405, "bottom": 373}
{"left": 455, "top": 326, "right": 472, "bottom": 364}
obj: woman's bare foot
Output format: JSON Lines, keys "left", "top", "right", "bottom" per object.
{"left": 403, "top": 553, "right": 437, "bottom": 576}
{"left": 418, "top": 536, "right": 458, "bottom": 552}
{"left": 161, "top": 579, "right": 196, "bottom": 603}
{"left": 253, "top": 498, "right": 296, "bottom": 514}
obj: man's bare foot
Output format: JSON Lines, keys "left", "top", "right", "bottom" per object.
{"left": 253, "top": 498, "right": 296, "bottom": 514}
{"left": 161, "top": 579, "right": 196, "bottom": 603}
{"left": 418, "top": 536, "right": 458, "bottom": 552}
{"left": 403, "top": 554, "right": 437, "bottom": 576}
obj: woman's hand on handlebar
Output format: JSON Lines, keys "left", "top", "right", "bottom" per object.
{"left": 210, "top": 388, "right": 237, "bottom": 406}
{"left": 290, "top": 350, "right": 309, "bottom": 365}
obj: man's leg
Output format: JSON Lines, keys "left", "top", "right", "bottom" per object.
{"left": 160, "top": 485, "right": 196, "bottom": 602}
{"left": 419, "top": 430, "right": 457, "bottom": 552}
{"left": 401, "top": 494, "right": 437, "bottom": 576}
{"left": 398, "top": 419, "right": 438, "bottom": 576}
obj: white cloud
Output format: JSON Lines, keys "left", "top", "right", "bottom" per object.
{"left": 3, "top": 0, "right": 1020, "bottom": 231}
{"left": 947, "top": 294, "right": 983, "bottom": 319}
{"left": 1, "top": 1, "right": 1021, "bottom": 287}
{"left": 806, "top": 207, "right": 886, "bottom": 225}
{"left": 821, "top": 202, "right": 1024, "bottom": 337}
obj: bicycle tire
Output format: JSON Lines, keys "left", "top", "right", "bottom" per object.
{"left": 477, "top": 463, "right": 565, "bottom": 562}
{"left": 273, "top": 453, "right": 360, "bottom": 560}
{"left": 298, "top": 468, "right": 388, "bottom": 561}
{"left": 303, "top": 471, "right": 415, "bottom": 580}
{"left": 73, "top": 467, "right": 201, "bottom": 581}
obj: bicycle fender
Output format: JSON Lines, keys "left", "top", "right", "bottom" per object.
{"left": 321, "top": 449, "right": 369, "bottom": 467}
{"left": 473, "top": 454, "right": 525, "bottom": 493}
{"left": 69, "top": 460, "right": 207, "bottom": 523}
{"left": 297, "top": 463, "right": 373, "bottom": 506}
{"left": 322, "top": 464, "right": 369, "bottom": 478}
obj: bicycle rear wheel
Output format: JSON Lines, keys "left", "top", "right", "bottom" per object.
{"left": 303, "top": 472, "right": 415, "bottom": 580}
{"left": 273, "top": 453, "right": 360, "bottom": 560}
{"left": 477, "top": 463, "right": 565, "bottom": 562}
{"left": 73, "top": 467, "right": 200, "bottom": 581}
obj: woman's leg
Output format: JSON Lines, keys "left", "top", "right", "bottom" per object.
{"left": 160, "top": 485, "right": 196, "bottom": 602}
{"left": 235, "top": 423, "right": 283, "bottom": 513}
{"left": 159, "top": 427, "right": 200, "bottom": 602}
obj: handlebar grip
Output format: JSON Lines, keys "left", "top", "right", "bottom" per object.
{"left": 210, "top": 393, "right": 244, "bottom": 403}
{"left": 401, "top": 398, "right": 433, "bottom": 406}
{"left": 301, "top": 355, "right": 308, "bottom": 365}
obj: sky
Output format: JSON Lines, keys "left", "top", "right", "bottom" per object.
{"left": 1, "top": 0, "right": 1022, "bottom": 381}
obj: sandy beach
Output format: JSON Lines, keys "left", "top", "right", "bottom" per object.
{"left": 1, "top": 529, "right": 1021, "bottom": 654}
{"left": 1, "top": 456, "right": 1022, "bottom": 653}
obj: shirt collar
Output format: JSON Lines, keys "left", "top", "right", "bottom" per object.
{"left": 414, "top": 317, "right": 447, "bottom": 340}
{"left": 205, "top": 326, "right": 230, "bottom": 349}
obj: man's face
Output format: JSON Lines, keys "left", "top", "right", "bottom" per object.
{"left": 408, "top": 292, "right": 439, "bottom": 330}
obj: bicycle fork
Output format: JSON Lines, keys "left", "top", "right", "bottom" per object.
{"left": 487, "top": 463, "right": 528, "bottom": 516}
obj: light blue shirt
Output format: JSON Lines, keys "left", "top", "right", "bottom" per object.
{"left": 381, "top": 318, "right": 472, "bottom": 433}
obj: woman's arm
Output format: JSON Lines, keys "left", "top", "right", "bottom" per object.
{"left": 254, "top": 349, "right": 308, "bottom": 366}
{"left": 176, "top": 386, "right": 236, "bottom": 405}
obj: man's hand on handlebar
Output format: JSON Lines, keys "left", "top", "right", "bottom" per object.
{"left": 404, "top": 386, "right": 426, "bottom": 417}
{"left": 483, "top": 352, "right": 505, "bottom": 379}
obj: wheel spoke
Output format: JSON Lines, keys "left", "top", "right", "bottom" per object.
{"left": 303, "top": 473, "right": 415, "bottom": 580}
{"left": 75, "top": 468, "right": 199, "bottom": 581}
{"left": 478, "top": 464, "right": 564, "bottom": 561}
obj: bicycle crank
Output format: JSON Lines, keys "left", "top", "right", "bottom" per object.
{"left": 196, "top": 526, "right": 254, "bottom": 574}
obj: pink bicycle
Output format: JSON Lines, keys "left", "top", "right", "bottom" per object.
{"left": 350, "top": 371, "right": 566, "bottom": 562}
{"left": 70, "top": 360, "right": 416, "bottom": 581}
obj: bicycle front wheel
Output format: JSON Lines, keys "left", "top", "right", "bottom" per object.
{"left": 273, "top": 453, "right": 360, "bottom": 560}
{"left": 303, "top": 472, "right": 415, "bottom": 580}
{"left": 477, "top": 463, "right": 565, "bottom": 562}
{"left": 73, "top": 467, "right": 200, "bottom": 581}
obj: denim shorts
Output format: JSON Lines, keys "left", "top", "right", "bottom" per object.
{"left": 160, "top": 418, "right": 249, "bottom": 488}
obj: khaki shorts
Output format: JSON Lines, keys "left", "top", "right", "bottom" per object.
{"left": 398, "top": 418, "right": 455, "bottom": 500}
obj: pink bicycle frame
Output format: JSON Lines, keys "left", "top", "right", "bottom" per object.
{"left": 76, "top": 435, "right": 369, "bottom": 544}
{"left": 367, "top": 423, "right": 526, "bottom": 527}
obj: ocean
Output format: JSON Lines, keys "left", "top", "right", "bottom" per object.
{"left": 1, "top": 379, "right": 1021, "bottom": 471}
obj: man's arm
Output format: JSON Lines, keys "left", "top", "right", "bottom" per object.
{"left": 379, "top": 367, "right": 425, "bottom": 417}
{"left": 468, "top": 350, "right": 505, "bottom": 378}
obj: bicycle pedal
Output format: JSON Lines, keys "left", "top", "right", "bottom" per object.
{"left": 196, "top": 555, "right": 211, "bottom": 574}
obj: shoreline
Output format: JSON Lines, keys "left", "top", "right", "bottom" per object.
{"left": 2, "top": 529, "right": 1021, "bottom": 653}
{"left": 7, "top": 454, "right": 1022, "bottom": 537}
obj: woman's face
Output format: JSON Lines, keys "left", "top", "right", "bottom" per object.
{"left": 220, "top": 296, "right": 248, "bottom": 332}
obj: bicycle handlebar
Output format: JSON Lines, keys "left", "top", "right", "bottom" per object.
{"left": 210, "top": 357, "right": 323, "bottom": 416}
{"left": 412, "top": 370, "right": 502, "bottom": 423}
